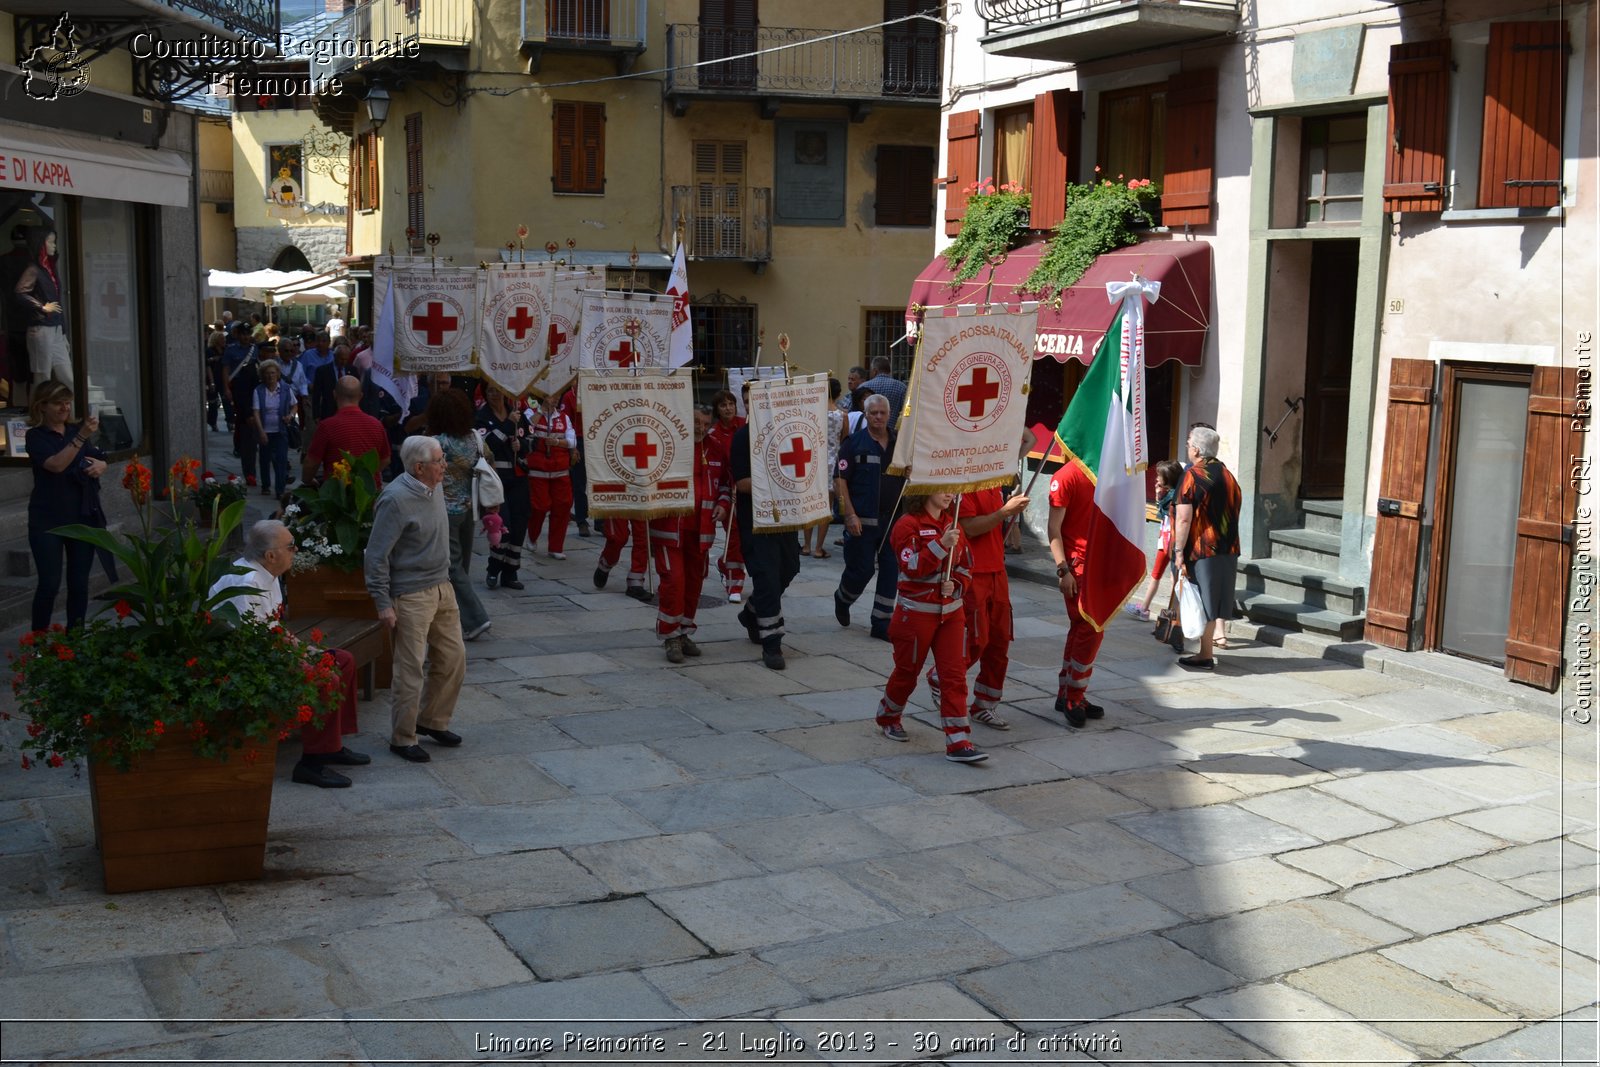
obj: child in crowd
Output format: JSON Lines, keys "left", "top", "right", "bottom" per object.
{"left": 1127, "top": 459, "right": 1185, "bottom": 621}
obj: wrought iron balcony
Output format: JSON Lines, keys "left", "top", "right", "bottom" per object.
{"left": 664, "top": 24, "right": 939, "bottom": 115}
{"left": 168, "top": 0, "right": 278, "bottom": 41}
{"left": 307, "top": 0, "right": 474, "bottom": 84}
{"left": 671, "top": 186, "right": 773, "bottom": 264}
{"left": 520, "top": 0, "right": 648, "bottom": 74}
{"left": 976, "top": 0, "right": 1241, "bottom": 63}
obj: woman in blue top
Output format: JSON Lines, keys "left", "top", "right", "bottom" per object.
{"left": 251, "top": 358, "right": 297, "bottom": 498}
{"left": 26, "top": 381, "right": 106, "bottom": 631}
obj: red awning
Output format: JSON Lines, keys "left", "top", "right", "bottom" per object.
{"left": 906, "top": 238, "right": 1212, "bottom": 367}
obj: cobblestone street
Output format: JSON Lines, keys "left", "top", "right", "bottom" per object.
{"left": 0, "top": 430, "right": 1595, "bottom": 1064}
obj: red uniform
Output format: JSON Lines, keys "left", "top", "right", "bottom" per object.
{"left": 599, "top": 518, "right": 649, "bottom": 591}
{"left": 1050, "top": 463, "right": 1104, "bottom": 708}
{"left": 649, "top": 441, "right": 717, "bottom": 640}
{"left": 706, "top": 417, "right": 745, "bottom": 599}
{"left": 875, "top": 508, "right": 974, "bottom": 755}
{"left": 525, "top": 407, "right": 575, "bottom": 554}
{"left": 928, "top": 487, "right": 1014, "bottom": 715}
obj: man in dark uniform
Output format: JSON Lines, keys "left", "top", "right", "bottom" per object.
{"left": 833, "top": 394, "right": 903, "bottom": 640}
{"left": 728, "top": 383, "right": 801, "bottom": 671}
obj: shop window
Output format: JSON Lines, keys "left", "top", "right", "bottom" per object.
{"left": 80, "top": 199, "right": 143, "bottom": 453}
{"left": 1301, "top": 112, "right": 1367, "bottom": 224}
{"left": 553, "top": 101, "right": 605, "bottom": 194}
{"left": 875, "top": 145, "right": 934, "bottom": 227}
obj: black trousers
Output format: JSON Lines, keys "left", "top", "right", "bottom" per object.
{"left": 739, "top": 518, "right": 801, "bottom": 650}
{"left": 487, "top": 475, "right": 530, "bottom": 580}
{"left": 571, "top": 454, "right": 589, "bottom": 524}
{"left": 836, "top": 521, "right": 898, "bottom": 636}
{"left": 30, "top": 524, "right": 94, "bottom": 631}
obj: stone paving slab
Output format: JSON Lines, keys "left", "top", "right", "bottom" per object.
{"left": 853, "top": 794, "right": 1029, "bottom": 851}
{"left": 331, "top": 915, "right": 533, "bottom": 1003}
{"left": 957, "top": 883, "right": 1185, "bottom": 956}
{"left": 422, "top": 849, "right": 610, "bottom": 914}
{"left": 774, "top": 763, "right": 922, "bottom": 810}
{"left": 775, "top": 981, "right": 1019, "bottom": 1066}
{"left": 1313, "top": 767, "right": 1486, "bottom": 821}
{"left": 1188, "top": 982, "right": 1420, "bottom": 1064}
{"left": 1233, "top": 784, "right": 1398, "bottom": 841}
{"left": 714, "top": 811, "right": 908, "bottom": 873}
{"left": 1457, "top": 1011, "right": 1599, "bottom": 1066}
{"left": 136, "top": 937, "right": 377, "bottom": 1020}
{"left": 833, "top": 845, "right": 1054, "bottom": 918}
{"left": 757, "top": 915, "right": 1012, "bottom": 999}
{"left": 1166, "top": 897, "right": 1411, "bottom": 981}
{"left": 215, "top": 872, "right": 447, "bottom": 942}
{"left": 1276, "top": 842, "right": 1413, "bottom": 887}
{"left": 1344, "top": 865, "right": 1544, "bottom": 935}
{"left": 1504, "top": 896, "right": 1600, "bottom": 960}
{"left": 550, "top": 705, "right": 715, "bottom": 746}
{"left": 425, "top": 752, "right": 571, "bottom": 806}
{"left": 982, "top": 821, "right": 1190, "bottom": 889}
{"left": 1113, "top": 803, "right": 1321, "bottom": 865}
{"left": 490, "top": 897, "right": 710, "bottom": 980}
{"left": 531, "top": 742, "right": 699, "bottom": 794}
{"left": 980, "top": 777, "right": 1150, "bottom": 829}
{"left": 639, "top": 953, "right": 811, "bottom": 1018}
{"left": 1380, "top": 923, "right": 1599, "bottom": 1017}
{"left": 0, "top": 962, "right": 165, "bottom": 1060}
{"left": 1017, "top": 728, "right": 1193, "bottom": 776}
{"left": 1127, "top": 855, "right": 1336, "bottom": 920}
{"left": 617, "top": 777, "right": 829, "bottom": 833}
{"left": 867, "top": 748, "right": 1068, "bottom": 796}
{"left": 651, "top": 731, "right": 821, "bottom": 778}
{"left": 1345, "top": 815, "right": 1510, "bottom": 871}
{"left": 5, "top": 890, "right": 237, "bottom": 969}
{"left": 1182, "top": 752, "right": 1336, "bottom": 794}
{"left": 650, "top": 868, "right": 901, "bottom": 953}
{"left": 435, "top": 796, "right": 660, "bottom": 853}
{"left": 567, "top": 831, "right": 763, "bottom": 893}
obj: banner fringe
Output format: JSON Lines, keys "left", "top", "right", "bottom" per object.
{"left": 753, "top": 519, "right": 828, "bottom": 534}
{"left": 902, "top": 473, "right": 1020, "bottom": 495}
{"left": 590, "top": 505, "right": 695, "bottom": 520}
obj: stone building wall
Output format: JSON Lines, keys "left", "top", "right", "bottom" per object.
{"left": 236, "top": 224, "right": 346, "bottom": 272}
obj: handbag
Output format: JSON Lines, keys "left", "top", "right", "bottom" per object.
{"left": 1177, "top": 575, "right": 1207, "bottom": 641}
{"left": 473, "top": 455, "right": 504, "bottom": 509}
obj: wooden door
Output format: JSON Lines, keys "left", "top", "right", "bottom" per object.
{"left": 693, "top": 141, "right": 745, "bottom": 256}
{"left": 1365, "top": 358, "right": 1435, "bottom": 650}
{"left": 1301, "top": 240, "right": 1359, "bottom": 498}
{"left": 1504, "top": 366, "right": 1581, "bottom": 689}
{"left": 699, "top": 0, "right": 757, "bottom": 89}
{"left": 882, "top": 0, "right": 940, "bottom": 96}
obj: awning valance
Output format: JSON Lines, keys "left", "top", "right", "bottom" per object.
{"left": 0, "top": 124, "right": 191, "bottom": 208}
{"left": 907, "top": 238, "right": 1213, "bottom": 367}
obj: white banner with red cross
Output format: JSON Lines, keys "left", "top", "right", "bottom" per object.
{"left": 578, "top": 368, "right": 696, "bottom": 519}
{"left": 388, "top": 267, "right": 479, "bottom": 373}
{"left": 575, "top": 290, "right": 674, "bottom": 377}
{"left": 900, "top": 307, "right": 1037, "bottom": 492}
{"left": 531, "top": 267, "right": 602, "bottom": 400}
{"left": 476, "top": 264, "right": 552, "bottom": 398}
{"left": 748, "top": 372, "right": 832, "bottom": 533}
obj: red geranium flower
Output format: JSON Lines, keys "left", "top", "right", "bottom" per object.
{"left": 114, "top": 600, "right": 132, "bottom": 619}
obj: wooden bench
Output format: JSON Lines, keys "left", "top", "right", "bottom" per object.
{"left": 291, "top": 616, "right": 390, "bottom": 701}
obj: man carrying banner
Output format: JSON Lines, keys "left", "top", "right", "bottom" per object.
{"left": 1048, "top": 462, "right": 1108, "bottom": 729}
{"left": 729, "top": 382, "right": 800, "bottom": 671}
{"left": 650, "top": 406, "right": 717, "bottom": 662}
{"left": 525, "top": 392, "right": 576, "bottom": 560}
{"left": 833, "top": 394, "right": 903, "bottom": 640}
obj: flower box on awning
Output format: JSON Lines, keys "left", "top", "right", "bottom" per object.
{"left": 907, "top": 238, "right": 1212, "bottom": 367}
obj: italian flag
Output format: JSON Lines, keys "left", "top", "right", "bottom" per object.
{"left": 1054, "top": 280, "right": 1159, "bottom": 630}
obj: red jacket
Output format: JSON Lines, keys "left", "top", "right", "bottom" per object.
{"left": 705, "top": 417, "right": 744, "bottom": 507}
{"left": 525, "top": 408, "right": 574, "bottom": 476}
{"left": 649, "top": 441, "right": 717, "bottom": 549}
{"left": 890, "top": 509, "right": 972, "bottom": 616}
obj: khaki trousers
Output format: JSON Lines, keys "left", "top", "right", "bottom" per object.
{"left": 388, "top": 582, "right": 467, "bottom": 746}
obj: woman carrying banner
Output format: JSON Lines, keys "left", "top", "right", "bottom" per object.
{"left": 477, "top": 386, "right": 531, "bottom": 590}
{"left": 525, "top": 392, "right": 577, "bottom": 560}
{"left": 650, "top": 406, "right": 718, "bottom": 662}
{"left": 874, "top": 490, "right": 987, "bottom": 764}
{"left": 706, "top": 389, "right": 746, "bottom": 603}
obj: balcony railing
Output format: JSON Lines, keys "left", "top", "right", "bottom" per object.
{"left": 521, "top": 0, "right": 647, "bottom": 49}
{"left": 168, "top": 0, "right": 278, "bottom": 42}
{"left": 976, "top": 0, "right": 1241, "bottom": 63}
{"left": 665, "top": 24, "right": 939, "bottom": 104}
{"left": 308, "top": 0, "right": 474, "bottom": 83}
{"left": 672, "top": 186, "right": 772, "bottom": 263}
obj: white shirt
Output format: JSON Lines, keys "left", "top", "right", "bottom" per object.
{"left": 208, "top": 558, "right": 282, "bottom": 623}
{"left": 326, "top": 317, "right": 346, "bottom": 340}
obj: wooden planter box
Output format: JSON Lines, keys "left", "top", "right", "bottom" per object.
{"left": 89, "top": 735, "right": 278, "bottom": 894}
{"left": 286, "top": 565, "right": 392, "bottom": 688}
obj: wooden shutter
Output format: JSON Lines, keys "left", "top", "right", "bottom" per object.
{"left": 1365, "top": 358, "right": 1436, "bottom": 650}
{"left": 1028, "top": 89, "right": 1081, "bottom": 230}
{"left": 1504, "top": 366, "right": 1581, "bottom": 689}
{"left": 944, "top": 109, "right": 980, "bottom": 236}
{"left": 1161, "top": 68, "right": 1216, "bottom": 227}
{"left": 404, "top": 113, "right": 424, "bottom": 245}
{"left": 1479, "top": 20, "right": 1567, "bottom": 209}
{"left": 554, "top": 102, "right": 604, "bottom": 193}
{"left": 1383, "top": 39, "right": 1450, "bottom": 213}
{"left": 876, "top": 145, "right": 933, "bottom": 227}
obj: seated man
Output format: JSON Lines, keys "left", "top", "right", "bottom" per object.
{"left": 209, "top": 519, "right": 370, "bottom": 788}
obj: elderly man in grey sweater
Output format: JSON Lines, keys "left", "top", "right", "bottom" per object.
{"left": 366, "top": 434, "right": 467, "bottom": 762}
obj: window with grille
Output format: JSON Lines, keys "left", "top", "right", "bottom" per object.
{"left": 405, "top": 113, "right": 425, "bottom": 249}
{"left": 1301, "top": 112, "right": 1366, "bottom": 225}
{"left": 352, "top": 130, "right": 379, "bottom": 211}
{"left": 693, "top": 141, "right": 745, "bottom": 256}
{"left": 863, "top": 308, "right": 911, "bottom": 381}
{"left": 553, "top": 101, "right": 605, "bottom": 194}
{"left": 548, "top": 0, "right": 610, "bottom": 40}
{"left": 875, "top": 145, "right": 934, "bottom": 227}
{"left": 690, "top": 299, "right": 756, "bottom": 403}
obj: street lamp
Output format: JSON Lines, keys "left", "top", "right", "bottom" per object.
{"left": 365, "top": 86, "right": 390, "bottom": 131}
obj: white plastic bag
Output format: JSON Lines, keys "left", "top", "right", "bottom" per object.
{"left": 1177, "top": 576, "right": 1207, "bottom": 641}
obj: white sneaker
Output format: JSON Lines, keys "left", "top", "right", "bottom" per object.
{"left": 549, "top": 551, "right": 567, "bottom": 560}
{"left": 464, "top": 620, "right": 492, "bottom": 641}
{"left": 728, "top": 592, "right": 742, "bottom": 603}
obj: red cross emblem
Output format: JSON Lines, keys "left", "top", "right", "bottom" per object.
{"left": 956, "top": 366, "right": 1002, "bottom": 419}
{"left": 623, "top": 317, "right": 643, "bottom": 339}
{"left": 100, "top": 281, "right": 127, "bottom": 319}
{"left": 412, "top": 301, "right": 459, "bottom": 346}
{"left": 608, "top": 339, "right": 638, "bottom": 368}
{"left": 505, "top": 305, "right": 535, "bottom": 340}
{"left": 779, "top": 436, "right": 813, "bottom": 479}
{"left": 621, "top": 431, "right": 657, "bottom": 469}
{"left": 547, "top": 322, "right": 568, "bottom": 356}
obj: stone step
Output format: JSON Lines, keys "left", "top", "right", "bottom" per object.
{"left": 1300, "top": 498, "right": 1345, "bottom": 537}
{"left": 1267, "top": 526, "right": 1342, "bottom": 569}
{"left": 1237, "top": 590, "right": 1366, "bottom": 641}
{"left": 1240, "top": 557, "right": 1366, "bottom": 615}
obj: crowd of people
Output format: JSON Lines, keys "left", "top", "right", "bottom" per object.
{"left": 25, "top": 311, "right": 1242, "bottom": 785}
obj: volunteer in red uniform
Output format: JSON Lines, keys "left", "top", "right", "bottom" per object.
{"left": 928, "top": 485, "right": 1030, "bottom": 729}
{"left": 560, "top": 386, "right": 592, "bottom": 537}
{"left": 650, "top": 407, "right": 717, "bottom": 662}
{"left": 875, "top": 491, "right": 987, "bottom": 764}
{"left": 525, "top": 392, "right": 576, "bottom": 560}
{"left": 706, "top": 389, "right": 746, "bottom": 603}
{"left": 595, "top": 518, "right": 651, "bottom": 601}
{"left": 1048, "top": 461, "right": 1108, "bottom": 729}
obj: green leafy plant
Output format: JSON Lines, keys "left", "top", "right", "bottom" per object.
{"left": 1022, "top": 176, "right": 1160, "bottom": 299}
{"left": 188, "top": 469, "right": 247, "bottom": 519}
{"left": 283, "top": 449, "right": 382, "bottom": 573}
{"left": 942, "top": 178, "right": 1032, "bottom": 284}
{"left": 8, "top": 457, "right": 343, "bottom": 771}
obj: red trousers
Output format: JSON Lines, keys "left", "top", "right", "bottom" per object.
{"left": 600, "top": 519, "right": 649, "bottom": 587}
{"left": 964, "top": 571, "right": 1013, "bottom": 711}
{"left": 651, "top": 530, "right": 709, "bottom": 639}
{"left": 302, "top": 647, "right": 359, "bottom": 756}
{"left": 1059, "top": 569, "right": 1106, "bottom": 706}
{"left": 877, "top": 601, "right": 970, "bottom": 753}
{"left": 527, "top": 474, "right": 573, "bottom": 553}
{"left": 716, "top": 513, "right": 745, "bottom": 596}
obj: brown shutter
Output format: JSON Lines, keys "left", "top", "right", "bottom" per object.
{"left": 579, "top": 102, "right": 605, "bottom": 192}
{"left": 404, "top": 113, "right": 424, "bottom": 244}
{"left": 1383, "top": 39, "right": 1450, "bottom": 213}
{"left": 1160, "top": 68, "right": 1216, "bottom": 227}
{"left": 1480, "top": 20, "right": 1567, "bottom": 209}
{"left": 1028, "top": 89, "right": 1081, "bottom": 230}
{"left": 1504, "top": 366, "right": 1581, "bottom": 689}
{"left": 877, "top": 145, "right": 934, "bottom": 227}
{"left": 365, "top": 131, "right": 379, "bottom": 211}
{"left": 944, "top": 109, "right": 980, "bottom": 236}
{"left": 1365, "top": 358, "right": 1436, "bottom": 650}
{"left": 553, "top": 102, "right": 576, "bottom": 190}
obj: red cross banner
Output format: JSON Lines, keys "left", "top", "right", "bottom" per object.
{"left": 532, "top": 268, "right": 602, "bottom": 399}
{"left": 578, "top": 368, "right": 696, "bottom": 518}
{"left": 576, "top": 290, "right": 673, "bottom": 377}
{"left": 747, "top": 372, "right": 832, "bottom": 532}
{"left": 389, "top": 267, "right": 479, "bottom": 373}
{"left": 900, "top": 307, "right": 1038, "bottom": 492}
{"left": 477, "top": 265, "right": 553, "bottom": 398}
{"left": 725, "top": 366, "right": 787, "bottom": 417}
